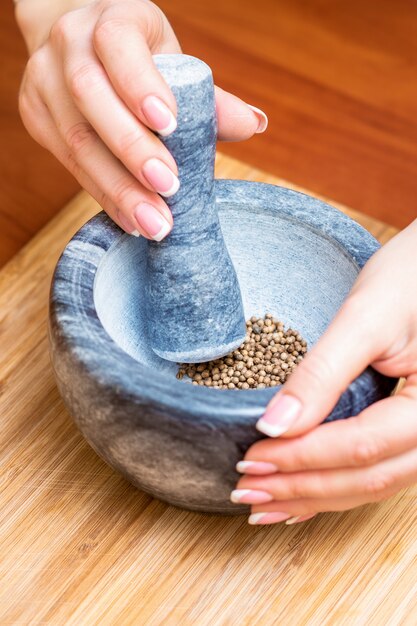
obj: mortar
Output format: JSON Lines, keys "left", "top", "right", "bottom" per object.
{"left": 48, "top": 55, "right": 397, "bottom": 514}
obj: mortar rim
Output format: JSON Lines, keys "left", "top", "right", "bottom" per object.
{"left": 49, "top": 179, "right": 397, "bottom": 425}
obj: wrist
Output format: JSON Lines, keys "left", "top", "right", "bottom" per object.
{"left": 15, "top": 0, "right": 95, "bottom": 53}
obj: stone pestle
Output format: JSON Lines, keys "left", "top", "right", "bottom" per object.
{"left": 146, "top": 54, "right": 246, "bottom": 363}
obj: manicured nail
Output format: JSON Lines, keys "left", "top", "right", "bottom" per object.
{"left": 236, "top": 461, "right": 278, "bottom": 475}
{"left": 248, "top": 511, "right": 291, "bottom": 525}
{"left": 285, "top": 513, "right": 317, "bottom": 525}
{"left": 230, "top": 489, "right": 273, "bottom": 504}
{"left": 134, "top": 202, "right": 172, "bottom": 242}
{"left": 117, "top": 210, "right": 140, "bottom": 236}
{"left": 142, "top": 158, "right": 180, "bottom": 197}
{"left": 247, "top": 104, "right": 268, "bottom": 133}
{"left": 256, "top": 394, "right": 302, "bottom": 437}
{"left": 142, "top": 95, "right": 177, "bottom": 136}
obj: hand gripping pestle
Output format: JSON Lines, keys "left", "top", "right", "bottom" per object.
{"left": 146, "top": 54, "right": 247, "bottom": 363}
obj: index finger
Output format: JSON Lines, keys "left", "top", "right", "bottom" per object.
{"left": 244, "top": 377, "right": 417, "bottom": 472}
{"left": 256, "top": 291, "right": 387, "bottom": 439}
{"left": 93, "top": 2, "right": 181, "bottom": 134}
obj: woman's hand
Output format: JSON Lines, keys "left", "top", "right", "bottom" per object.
{"left": 16, "top": 0, "right": 266, "bottom": 239}
{"left": 232, "top": 219, "right": 417, "bottom": 525}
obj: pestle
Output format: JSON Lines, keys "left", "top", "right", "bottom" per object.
{"left": 146, "top": 54, "right": 247, "bottom": 363}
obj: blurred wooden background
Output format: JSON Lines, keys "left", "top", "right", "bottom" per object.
{"left": 1, "top": 2, "right": 79, "bottom": 267}
{"left": 1, "top": 0, "right": 416, "bottom": 267}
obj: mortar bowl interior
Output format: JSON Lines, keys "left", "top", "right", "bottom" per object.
{"left": 96, "top": 198, "right": 353, "bottom": 374}
{"left": 49, "top": 180, "right": 397, "bottom": 514}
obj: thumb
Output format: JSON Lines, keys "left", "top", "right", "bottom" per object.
{"left": 256, "top": 295, "right": 384, "bottom": 438}
{"left": 215, "top": 86, "right": 268, "bottom": 141}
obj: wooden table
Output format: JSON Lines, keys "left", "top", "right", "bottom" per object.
{"left": 0, "top": 154, "right": 415, "bottom": 625}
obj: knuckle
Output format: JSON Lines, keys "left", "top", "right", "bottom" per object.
{"left": 351, "top": 417, "right": 390, "bottom": 466}
{"left": 117, "top": 129, "right": 146, "bottom": 159}
{"left": 26, "top": 47, "right": 48, "bottom": 82}
{"left": 96, "top": 0, "right": 116, "bottom": 12}
{"left": 297, "top": 352, "right": 334, "bottom": 390}
{"left": 283, "top": 441, "right": 308, "bottom": 472}
{"left": 112, "top": 176, "right": 140, "bottom": 209}
{"left": 351, "top": 437, "right": 387, "bottom": 466}
{"left": 98, "top": 190, "right": 112, "bottom": 212}
{"left": 93, "top": 15, "right": 126, "bottom": 46}
{"left": 289, "top": 479, "right": 306, "bottom": 499}
{"left": 18, "top": 89, "right": 32, "bottom": 121}
{"left": 308, "top": 474, "right": 328, "bottom": 499}
{"left": 65, "top": 121, "right": 96, "bottom": 155}
{"left": 68, "top": 63, "right": 105, "bottom": 100}
{"left": 18, "top": 90, "right": 46, "bottom": 145}
{"left": 363, "top": 471, "right": 393, "bottom": 498}
{"left": 50, "top": 14, "right": 74, "bottom": 46}
{"left": 289, "top": 474, "right": 326, "bottom": 500}
{"left": 64, "top": 150, "right": 84, "bottom": 181}
{"left": 144, "top": 1, "right": 166, "bottom": 31}
{"left": 114, "top": 66, "right": 151, "bottom": 108}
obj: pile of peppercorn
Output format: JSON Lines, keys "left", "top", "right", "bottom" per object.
{"left": 177, "top": 313, "right": 307, "bottom": 389}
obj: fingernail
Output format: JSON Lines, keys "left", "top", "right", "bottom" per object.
{"left": 142, "top": 95, "right": 177, "bottom": 136}
{"left": 247, "top": 104, "right": 268, "bottom": 133}
{"left": 230, "top": 489, "right": 273, "bottom": 504}
{"left": 134, "top": 202, "right": 172, "bottom": 241}
{"left": 248, "top": 511, "right": 291, "bottom": 525}
{"left": 142, "top": 158, "right": 180, "bottom": 197}
{"left": 117, "top": 210, "right": 140, "bottom": 236}
{"left": 236, "top": 461, "right": 278, "bottom": 475}
{"left": 256, "top": 394, "right": 302, "bottom": 437}
{"left": 285, "top": 513, "right": 317, "bottom": 525}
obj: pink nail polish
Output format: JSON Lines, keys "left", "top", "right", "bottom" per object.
{"left": 142, "top": 158, "right": 180, "bottom": 197}
{"left": 230, "top": 489, "right": 273, "bottom": 504}
{"left": 235, "top": 461, "right": 278, "bottom": 475}
{"left": 256, "top": 394, "right": 302, "bottom": 437}
{"left": 142, "top": 95, "right": 177, "bottom": 136}
{"left": 134, "top": 202, "right": 172, "bottom": 242}
{"left": 116, "top": 209, "right": 138, "bottom": 236}
{"left": 248, "top": 511, "right": 291, "bottom": 525}
{"left": 247, "top": 104, "right": 268, "bottom": 133}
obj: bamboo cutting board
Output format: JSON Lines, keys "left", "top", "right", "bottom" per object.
{"left": 0, "top": 154, "right": 415, "bottom": 626}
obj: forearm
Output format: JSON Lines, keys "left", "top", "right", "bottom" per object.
{"left": 15, "top": 0, "right": 95, "bottom": 52}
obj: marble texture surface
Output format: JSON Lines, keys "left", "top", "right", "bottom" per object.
{"left": 49, "top": 180, "right": 397, "bottom": 514}
{"left": 147, "top": 55, "right": 246, "bottom": 362}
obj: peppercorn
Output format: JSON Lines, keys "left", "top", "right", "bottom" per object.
{"left": 177, "top": 314, "right": 307, "bottom": 389}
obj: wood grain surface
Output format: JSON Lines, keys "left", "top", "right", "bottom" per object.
{"left": 1, "top": 1, "right": 416, "bottom": 268}
{"left": 0, "top": 154, "right": 416, "bottom": 626}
